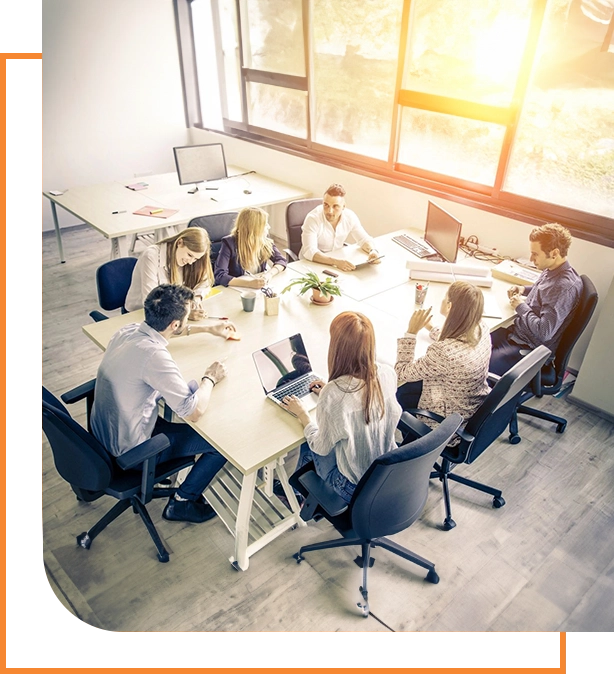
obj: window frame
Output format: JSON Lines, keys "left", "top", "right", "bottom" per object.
{"left": 175, "top": 0, "right": 614, "bottom": 248}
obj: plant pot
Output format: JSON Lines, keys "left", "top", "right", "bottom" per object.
{"left": 312, "top": 288, "right": 334, "bottom": 305}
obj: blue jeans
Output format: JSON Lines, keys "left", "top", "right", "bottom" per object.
{"left": 489, "top": 327, "right": 525, "bottom": 376}
{"left": 296, "top": 442, "right": 356, "bottom": 504}
{"left": 153, "top": 417, "right": 226, "bottom": 501}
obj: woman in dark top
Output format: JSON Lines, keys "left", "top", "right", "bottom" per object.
{"left": 214, "top": 206, "right": 286, "bottom": 288}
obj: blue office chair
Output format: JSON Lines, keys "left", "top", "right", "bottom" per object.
{"left": 290, "top": 413, "right": 463, "bottom": 618}
{"left": 89, "top": 256, "right": 138, "bottom": 322}
{"left": 42, "top": 381, "right": 194, "bottom": 563}
{"left": 188, "top": 212, "right": 238, "bottom": 265}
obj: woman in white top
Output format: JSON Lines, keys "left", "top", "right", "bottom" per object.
{"left": 283, "top": 311, "right": 402, "bottom": 504}
{"left": 125, "top": 228, "right": 214, "bottom": 316}
{"left": 395, "top": 281, "right": 491, "bottom": 421}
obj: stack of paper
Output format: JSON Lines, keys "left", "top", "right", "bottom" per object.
{"left": 406, "top": 259, "right": 493, "bottom": 288}
{"left": 492, "top": 260, "right": 540, "bottom": 286}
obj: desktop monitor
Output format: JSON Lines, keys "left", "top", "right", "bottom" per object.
{"left": 173, "top": 143, "right": 228, "bottom": 189}
{"left": 424, "top": 201, "right": 462, "bottom": 263}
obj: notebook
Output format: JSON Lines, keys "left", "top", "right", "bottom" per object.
{"left": 253, "top": 334, "right": 323, "bottom": 414}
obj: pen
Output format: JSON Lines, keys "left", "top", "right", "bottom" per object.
{"left": 208, "top": 316, "right": 229, "bottom": 320}
{"left": 149, "top": 208, "right": 163, "bottom": 214}
{"left": 112, "top": 210, "right": 127, "bottom": 214}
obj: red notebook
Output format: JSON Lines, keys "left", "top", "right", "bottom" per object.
{"left": 133, "top": 206, "right": 178, "bottom": 219}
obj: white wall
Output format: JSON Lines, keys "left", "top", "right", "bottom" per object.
{"left": 42, "top": 0, "right": 188, "bottom": 231}
{"left": 191, "top": 127, "right": 614, "bottom": 373}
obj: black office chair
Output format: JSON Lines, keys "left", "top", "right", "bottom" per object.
{"left": 188, "top": 211, "right": 238, "bottom": 265}
{"left": 399, "top": 345, "right": 552, "bottom": 531}
{"left": 89, "top": 256, "right": 138, "bottom": 322}
{"left": 509, "top": 275, "right": 598, "bottom": 438}
{"left": 284, "top": 198, "right": 322, "bottom": 261}
{"left": 290, "top": 413, "right": 463, "bottom": 618}
{"left": 42, "top": 381, "right": 194, "bottom": 563}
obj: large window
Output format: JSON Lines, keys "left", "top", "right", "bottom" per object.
{"left": 182, "top": 0, "right": 614, "bottom": 244}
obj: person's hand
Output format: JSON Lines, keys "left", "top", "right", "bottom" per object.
{"left": 367, "top": 250, "right": 382, "bottom": 264}
{"left": 208, "top": 321, "right": 237, "bottom": 338}
{"left": 189, "top": 297, "right": 207, "bottom": 321}
{"left": 334, "top": 258, "right": 356, "bottom": 272}
{"left": 309, "top": 379, "right": 326, "bottom": 394}
{"left": 203, "top": 361, "right": 227, "bottom": 385}
{"left": 507, "top": 285, "right": 523, "bottom": 300}
{"left": 509, "top": 293, "right": 526, "bottom": 310}
{"left": 407, "top": 307, "right": 433, "bottom": 334}
{"left": 281, "top": 394, "right": 310, "bottom": 422}
{"left": 245, "top": 276, "right": 266, "bottom": 289}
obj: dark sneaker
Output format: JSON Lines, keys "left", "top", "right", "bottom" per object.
{"left": 273, "top": 479, "right": 305, "bottom": 508}
{"left": 162, "top": 497, "right": 217, "bottom": 523}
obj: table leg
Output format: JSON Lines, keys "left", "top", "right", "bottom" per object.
{"left": 276, "top": 458, "right": 306, "bottom": 521}
{"left": 50, "top": 202, "right": 66, "bottom": 263}
{"left": 232, "top": 471, "right": 257, "bottom": 571}
{"left": 110, "top": 237, "right": 121, "bottom": 260}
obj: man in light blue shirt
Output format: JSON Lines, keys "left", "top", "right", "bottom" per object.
{"left": 91, "top": 284, "right": 231, "bottom": 523}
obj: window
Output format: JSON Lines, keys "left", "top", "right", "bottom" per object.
{"left": 180, "top": 0, "right": 614, "bottom": 244}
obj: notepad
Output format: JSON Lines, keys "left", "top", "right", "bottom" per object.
{"left": 133, "top": 206, "right": 178, "bottom": 219}
{"left": 126, "top": 182, "right": 148, "bottom": 191}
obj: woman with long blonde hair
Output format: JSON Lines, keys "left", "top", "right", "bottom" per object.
{"left": 395, "top": 281, "right": 491, "bottom": 420}
{"left": 125, "top": 227, "right": 214, "bottom": 315}
{"left": 214, "top": 207, "right": 286, "bottom": 288}
{"left": 282, "top": 311, "right": 401, "bottom": 504}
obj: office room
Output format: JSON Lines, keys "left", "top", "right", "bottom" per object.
{"left": 38, "top": 0, "right": 614, "bottom": 650}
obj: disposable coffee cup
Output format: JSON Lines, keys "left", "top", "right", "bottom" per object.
{"left": 414, "top": 282, "right": 429, "bottom": 306}
{"left": 264, "top": 295, "right": 280, "bottom": 316}
{"left": 241, "top": 291, "right": 256, "bottom": 312}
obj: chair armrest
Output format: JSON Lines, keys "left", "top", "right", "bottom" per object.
{"left": 298, "top": 471, "right": 348, "bottom": 518}
{"left": 89, "top": 310, "right": 109, "bottom": 323}
{"left": 397, "top": 411, "right": 433, "bottom": 439}
{"left": 283, "top": 248, "right": 299, "bottom": 262}
{"left": 116, "top": 434, "right": 171, "bottom": 471}
{"left": 487, "top": 371, "right": 501, "bottom": 387}
{"left": 61, "top": 379, "right": 96, "bottom": 405}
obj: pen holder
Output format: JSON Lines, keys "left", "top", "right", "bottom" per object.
{"left": 414, "top": 282, "right": 429, "bottom": 306}
{"left": 264, "top": 295, "right": 280, "bottom": 316}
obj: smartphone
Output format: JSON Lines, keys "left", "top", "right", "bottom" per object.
{"left": 323, "top": 269, "right": 339, "bottom": 277}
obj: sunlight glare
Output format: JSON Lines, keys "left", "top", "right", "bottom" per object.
{"left": 474, "top": 16, "right": 528, "bottom": 87}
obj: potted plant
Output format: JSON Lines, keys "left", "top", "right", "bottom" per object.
{"left": 281, "top": 271, "right": 342, "bottom": 305}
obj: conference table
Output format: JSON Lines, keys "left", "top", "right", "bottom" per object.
{"left": 81, "top": 231, "right": 516, "bottom": 570}
{"left": 44, "top": 167, "right": 311, "bottom": 262}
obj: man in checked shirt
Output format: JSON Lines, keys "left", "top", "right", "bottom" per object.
{"left": 489, "top": 223, "right": 582, "bottom": 376}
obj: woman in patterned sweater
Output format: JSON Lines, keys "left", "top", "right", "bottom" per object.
{"left": 395, "top": 281, "right": 491, "bottom": 421}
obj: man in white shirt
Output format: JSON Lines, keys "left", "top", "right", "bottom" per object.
{"left": 299, "top": 183, "right": 381, "bottom": 272}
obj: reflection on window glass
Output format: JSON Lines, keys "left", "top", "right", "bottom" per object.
{"left": 247, "top": 82, "right": 307, "bottom": 138}
{"left": 312, "top": 0, "right": 403, "bottom": 159}
{"left": 219, "top": 0, "right": 243, "bottom": 121}
{"left": 244, "top": 0, "right": 305, "bottom": 76}
{"left": 192, "top": 0, "right": 223, "bottom": 129}
{"left": 403, "top": 0, "right": 533, "bottom": 106}
{"left": 398, "top": 108, "right": 505, "bottom": 185}
{"left": 505, "top": 0, "right": 614, "bottom": 217}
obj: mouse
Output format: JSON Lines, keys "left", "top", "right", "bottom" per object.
{"left": 243, "top": 189, "right": 252, "bottom": 194}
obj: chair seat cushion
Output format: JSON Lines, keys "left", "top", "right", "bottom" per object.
{"left": 541, "top": 363, "right": 557, "bottom": 388}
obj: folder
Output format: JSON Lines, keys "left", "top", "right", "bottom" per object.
{"left": 133, "top": 205, "right": 178, "bottom": 219}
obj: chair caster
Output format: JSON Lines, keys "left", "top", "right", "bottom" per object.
{"left": 76, "top": 532, "right": 91, "bottom": 549}
{"left": 441, "top": 517, "right": 456, "bottom": 531}
{"left": 357, "top": 587, "right": 369, "bottom": 618}
{"left": 508, "top": 433, "right": 521, "bottom": 445}
{"left": 556, "top": 422, "right": 567, "bottom": 434}
{"left": 426, "top": 569, "right": 439, "bottom": 584}
{"left": 493, "top": 496, "right": 506, "bottom": 508}
{"left": 293, "top": 552, "right": 304, "bottom": 564}
{"left": 157, "top": 551, "right": 170, "bottom": 563}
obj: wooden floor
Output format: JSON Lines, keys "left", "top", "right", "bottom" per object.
{"left": 42, "top": 226, "right": 614, "bottom": 632}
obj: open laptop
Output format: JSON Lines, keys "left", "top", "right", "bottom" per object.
{"left": 253, "top": 334, "right": 322, "bottom": 413}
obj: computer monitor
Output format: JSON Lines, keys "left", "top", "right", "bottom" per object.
{"left": 173, "top": 143, "right": 228, "bottom": 192}
{"left": 424, "top": 201, "right": 462, "bottom": 263}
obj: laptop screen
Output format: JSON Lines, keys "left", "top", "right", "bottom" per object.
{"left": 253, "top": 334, "right": 313, "bottom": 394}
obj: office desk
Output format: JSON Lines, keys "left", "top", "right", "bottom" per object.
{"left": 82, "top": 267, "right": 404, "bottom": 570}
{"left": 44, "top": 167, "right": 311, "bottom": 262}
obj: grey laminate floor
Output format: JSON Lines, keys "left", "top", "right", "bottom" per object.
{"left": 42, "top": 226, "right": 614, "bottom": 632}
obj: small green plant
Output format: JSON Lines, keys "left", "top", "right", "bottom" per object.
{"left": 281, "top": 271, "right": 342, "bottom": 298}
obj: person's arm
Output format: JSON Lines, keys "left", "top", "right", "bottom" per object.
{"left": 395, "top": 335, "right": 450, "bottom": 384}
{"left": 185, "top": 361, "right": 227, "bottom": 422}
{"left": 131, "top": 246, "right": 161, "bottom": 309}
{"left": 176, "top": 321, "right": 237, "bottom": 339}
{"left": 514, "top": 283, "right": 579, "bottom": 344}
{"left": 348, "top": 212, "right": 377, "bottom": 259}
{"left": 264, "top": 244, "right": 287, "bottom": 278}
{"left": 213, "top": 238, "right": 236, "bottom": 287}
{"left": 312, "top": 251, "right": 356, "bottom": 271}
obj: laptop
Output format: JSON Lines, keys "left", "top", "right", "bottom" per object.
{"left": 253, "top": 334, "right": 323, "bottom": 413}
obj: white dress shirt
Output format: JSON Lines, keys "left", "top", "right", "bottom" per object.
{"left": 299, "top": 205, "right": 373, "bottom": 261}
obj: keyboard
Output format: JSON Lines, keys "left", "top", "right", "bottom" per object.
{"left": 272, "top": 374, "right": 320, "bottom": 401}
{"left": 393, "top": 234, "right": 433, "bottom": 258}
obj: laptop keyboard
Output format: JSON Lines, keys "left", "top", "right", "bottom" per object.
{"left": 272, "top": 374, "right": 320, "bottom": 401}
{"left": 393, "top": 234, "right": 432, "bottom": 257}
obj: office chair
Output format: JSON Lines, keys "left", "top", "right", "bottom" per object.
{"left": 509, "top": 275, "right": 598, "bottom": 439}
{"left": 290, "top": 413, "right": 463, "bottom": 618}
{"left": 188, "top": 212, "right": 238, "bottom": 265}
{"left": 399, "top": 345, "right": 552, "bottom": 531}
{"left": 89, "top": 256, "right": 138, "bottom": 322}
{"left": 42, "top": 381, "right": 195, "bottom": 563}
{"left": 284, "top": 198, "right": 322, "bottom": 261}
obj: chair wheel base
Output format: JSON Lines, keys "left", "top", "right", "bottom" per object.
{"left": 358, "top": 587, "right": 369, "bottom": 618}
{"left": 157, "top": 551, "right": 170, "bottom": 563}
{"left": 293, "top": 552, "right": 304, "bottom": 564}
{"left": 508, "top": 433, "right": 521, "bottom": 444}
{"left": 493, "top": 496, "right": 506, "bottom": 508}
{"left": 354, "top": 555, "right": 375, "bottom": 568}
{"left": 441, "top": 518, "right": 456, "bottom": 531}
{"left": 76, "top": 532, "right": 91, "bottom": 550}
{"left": 426, "top": 569, "right": 439, "bottom": 584}
{"left": 556, "top": 423, "right": 567, "bottom": 433}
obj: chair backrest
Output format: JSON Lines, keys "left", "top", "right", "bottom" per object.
{"left": 349, "top": 414, "right": 463, "bottom": 540}
{"left": 42, "top": 387, "right": 113, "bottom": 493}
{"left": 460, "top": 345, "right": 552, "bottom": 464}
{"left": 188, "top": 212, "right": 238, "bottom": 264}
{"left": 96, "top": 257, "right": 138, "bottom": 312}
{"left": 545, "top": 275, "right": 598, "bottom": 391}
{"left": 285, "top": 198, "right": 322, "bottom": 257}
